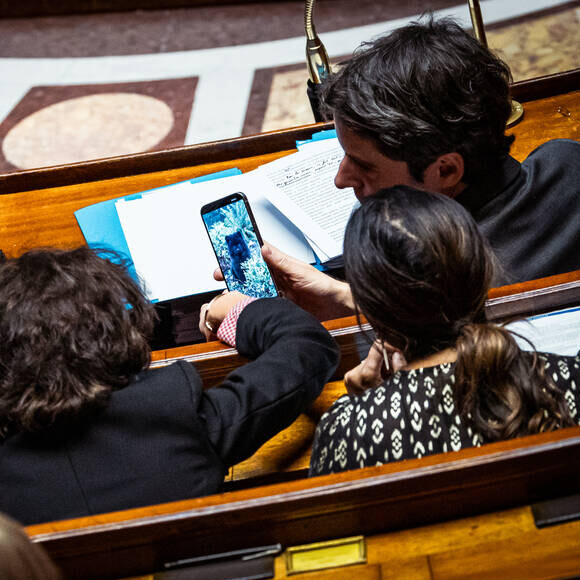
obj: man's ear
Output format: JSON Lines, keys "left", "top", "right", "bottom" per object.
{"left": 423, "top": 153, "right": 466, "bottom": 198}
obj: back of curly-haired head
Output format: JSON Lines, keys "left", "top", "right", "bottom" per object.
{"left": 344, "top": 186, "right": 574, "bottom": 441}
{"left": 321, "top": 16, "right": 514, "bottom": 184}
{"left": 0, "top": 247, "right": 157, "bottom": 437}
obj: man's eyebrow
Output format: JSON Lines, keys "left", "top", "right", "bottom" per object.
{"left": 347, "top": 152, "right": 374, "bottom": 169}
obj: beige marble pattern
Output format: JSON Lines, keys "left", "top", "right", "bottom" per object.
{"left": 3, "top": 93, "right": 174, "bottom": 169}
{"left": 261, "top": 6, "right": 580, "bottom": 132}
{"left": 487, "top": 6, "right": 580, "bottom": 82}
{"left": 262, "top": 68, "right": 314, "bottom": 132}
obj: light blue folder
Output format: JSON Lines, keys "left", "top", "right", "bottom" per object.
{"left": 295, "top": 129, "right": 337, "bottom": 148}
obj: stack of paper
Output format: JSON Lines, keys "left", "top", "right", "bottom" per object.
{"left": 256, "top": 137, "right": 357, "bottom": 263}
{"left": 75, "top": 132, "right": 357, "bottom": 303}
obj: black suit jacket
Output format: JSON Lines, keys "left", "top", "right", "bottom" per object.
{"left": 0, "top": 298, "right": 339, "bottom": 525}
{"left": 456, "top": 139, "right": 580, "bottom": 284}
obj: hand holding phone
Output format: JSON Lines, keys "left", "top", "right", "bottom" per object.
{"left": 201, "top": 192, "right": 278, "bottom": 298}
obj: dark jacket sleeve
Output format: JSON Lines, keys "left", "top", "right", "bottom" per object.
{"left": 197, "top": 297, "right": 340, "bottom": 467}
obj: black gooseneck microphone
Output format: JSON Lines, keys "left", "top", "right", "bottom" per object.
{"left": 304, "top": 0, "right": 332, "bottom": 122}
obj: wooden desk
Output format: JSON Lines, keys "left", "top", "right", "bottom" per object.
{"left": 272, "top": 504, "right": 580, "bottom": 580}
{"left": 27, "top": 426, "right": 580, "bottom": 580}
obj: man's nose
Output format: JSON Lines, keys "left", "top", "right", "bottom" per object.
{"left": 334, "top": 157, "right": 354, "bottom": 189}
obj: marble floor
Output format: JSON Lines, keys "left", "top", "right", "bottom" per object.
{"left": 0, "top": 0, "right": 578, "bottom": 174}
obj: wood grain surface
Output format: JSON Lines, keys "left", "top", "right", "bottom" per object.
{"left": 26, "top": 426, "right": 580, "bottom": 580}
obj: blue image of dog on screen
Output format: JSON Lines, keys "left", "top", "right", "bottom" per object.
{"left": 225, "top": 230, "right": 250, "bottom": 284}
{"left": 203, "top": 198, "right": 277, "bottom": 298}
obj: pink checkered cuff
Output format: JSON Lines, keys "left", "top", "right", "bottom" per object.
{"left": 216, "top": 297, "right": 258, "bottom": 347}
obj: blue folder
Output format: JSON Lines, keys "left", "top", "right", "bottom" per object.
{"left": 295, "top": 129, "right": 337, "bottom": 149}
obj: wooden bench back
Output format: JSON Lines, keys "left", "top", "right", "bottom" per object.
{"left": 27, "top": 426, "right": 580, "bottom": 579}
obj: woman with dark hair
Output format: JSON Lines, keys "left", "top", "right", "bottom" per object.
{"left": 309, "top": 186, "right": 579, "bottom": 475}
{"left": 0, "top": 247, "right": 339, "bottom": 524}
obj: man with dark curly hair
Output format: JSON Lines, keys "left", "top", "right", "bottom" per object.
{"left": 257, "top": 17, "right": 580, "bottom": 322}
{"left": 0, "top": 247, "right": 339, "bottom": 525}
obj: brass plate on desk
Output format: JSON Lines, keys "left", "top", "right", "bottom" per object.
{"left": 284, "top": 535, "right": 366, "bottom": 575}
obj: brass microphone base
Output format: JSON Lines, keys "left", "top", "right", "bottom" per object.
{"left": 507, "top": 100, "right": 524, "bottom": 128}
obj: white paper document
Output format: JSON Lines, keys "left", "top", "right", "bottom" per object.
{"left": 256, "top": 138, "right": 357, "bottom": 260}
{"left": 506, "top": 306, "right": 580, "bottom": 356}
{"left": 115, "top": 136, "right": 355, "bottom": 302}
{"left": 116, "top": 173, "right": 315, "bottom": 302}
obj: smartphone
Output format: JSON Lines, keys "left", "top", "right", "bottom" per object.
{"left": 200, "top": 192, "right": 278, "bottom": 298}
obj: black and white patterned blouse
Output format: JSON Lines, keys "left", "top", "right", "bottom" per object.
{"left": 309, "top": 352, "right": 580, "bottom": 476}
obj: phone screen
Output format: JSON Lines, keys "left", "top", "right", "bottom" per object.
{"left": 201, "top": 193, "right": 278, "bottom": 298}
